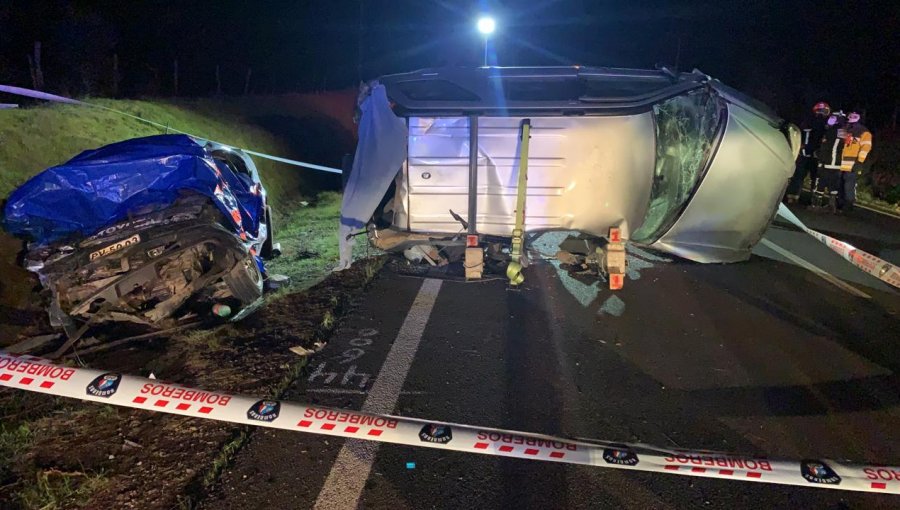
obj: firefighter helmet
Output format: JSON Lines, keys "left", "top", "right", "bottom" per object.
{"left": 847, "top": 112, "right": 861, "bottom": 123}
{"left": 813, "top": 102, "right": 831, "bottom": 115}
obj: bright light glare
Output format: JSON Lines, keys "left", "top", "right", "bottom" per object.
{"left": 477, "top": 16, "right": 496, "bottom": 35}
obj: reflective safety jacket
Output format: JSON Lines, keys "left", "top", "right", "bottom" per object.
{"left": 799, "top": 116, "right": 826, "bottom": 158}
{"left": 840, "top": 123, "right": 872, "bottom": 172}
{"left": 817, "top": 126, "right": 847, "bottom": 170}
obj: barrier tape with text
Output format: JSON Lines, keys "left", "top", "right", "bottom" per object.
{"left": 0, "top": 351, "right": 897, "bottom": 495}
{"left": 777, "top": 204, "right": 900, "bottom": 290}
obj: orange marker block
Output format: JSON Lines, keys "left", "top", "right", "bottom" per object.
{"left": 609, "top": 273, "right": 624, "bottom": 290}
{"left": 609, "top": 227, "right": 622, "bottom": 243}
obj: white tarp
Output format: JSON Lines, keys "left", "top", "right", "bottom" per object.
{"left": 336, "top": 84, "right": 408, "bottom": 270}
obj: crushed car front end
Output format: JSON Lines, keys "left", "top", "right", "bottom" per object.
{"left": 25, "top": 195, "right": 264, "bottom": 329}
{"left": 4, "top": 134, "right": 275, "bottom": 331}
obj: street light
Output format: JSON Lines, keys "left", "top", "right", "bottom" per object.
{"left": 477, "top": 16, "right": 496, "bottom": 35}
{"left": 477, "top": 16, "right": 495, "bottom": 66}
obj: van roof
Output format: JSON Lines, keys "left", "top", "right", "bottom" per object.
{"left": 378, "top": 66, "right": 709, "bottom": 116}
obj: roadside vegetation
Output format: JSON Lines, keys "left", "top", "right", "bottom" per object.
{"left": 862, "top": 128, "right": 900, "bottom": 215}
{"left": 266, "top": 191, "right": 344, "bottom": 289}
{"left": 17, "top": 469, "right": 108, "bottom": 510}
{"left": 1, "top": 99, "right": 285, "bottom": 204}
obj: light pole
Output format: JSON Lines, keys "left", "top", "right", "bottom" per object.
{"left": 477, "top": 16, "right": 495, "bottom": 66}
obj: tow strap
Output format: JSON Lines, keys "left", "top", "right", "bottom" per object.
{"left": 1, "top": 351, "right": 898, "bottom": 494}
{"left": 506, "top": 119, "right": 531, "bottom": 286}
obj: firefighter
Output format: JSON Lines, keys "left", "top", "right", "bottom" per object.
{"left": 786, "top": 102, "right": 830, "bottom": 204}
{"left": 837, "top": 112, "right": 872, "bottom": 212}
{"left": 814, "top": 111, "right": 847, "bottom": 212}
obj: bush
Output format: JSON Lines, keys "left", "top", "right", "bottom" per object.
{"left": 886, "top": 185, "right": 900, "bottom": 205}
{"left": 869, "top": 128, "right": 900, "bottom": 203}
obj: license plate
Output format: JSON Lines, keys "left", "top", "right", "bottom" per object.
{"left": 89, "top": 234, "right": 140, "bottom": 261}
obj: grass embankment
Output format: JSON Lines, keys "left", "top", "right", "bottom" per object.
{"left": 0, "top": 94, "right": 354, "bottom": 208}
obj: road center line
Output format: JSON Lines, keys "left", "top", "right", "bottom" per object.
{"left": 313, "top": 278, "right": 442, "bottom": 510}
{"left": 759, "top": 238, "right": 870, "bottom": 299}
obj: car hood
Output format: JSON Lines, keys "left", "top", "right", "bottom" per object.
{"left": 3, "top": 134, "right": 264, "bottom": 245}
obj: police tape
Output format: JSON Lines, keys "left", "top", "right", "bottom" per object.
{"left": 777, "top": 204, "right": 900, "bottom": 290}
{"left": 0, "top": 84, "right": 342, "bottom": 174}
{"left": 1, "top": 352, "right": 898, "bottom": 494}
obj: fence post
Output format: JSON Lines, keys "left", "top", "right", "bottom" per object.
{"left": 33, "top": 42, "right": 44, "bottom": 90}
{"left": 244, "top": 67, "right": 252, "bottom": 95}
{"left": 112, "top": 53, "right": 120, "bottom": 96}
{"left": 215, "top": 64, "right": 222, "bottom": 96}
{"left": 173, "top": 59, "right": 179, "bottom": 96}
{"left": 27, "top": 54, "right": 36, "bottom": 89}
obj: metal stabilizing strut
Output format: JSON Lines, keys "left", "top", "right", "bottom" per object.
{"left": 506, "top": 119, "right": 531, "bottom": 285}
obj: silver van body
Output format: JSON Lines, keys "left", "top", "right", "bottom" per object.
{"left": 374, "top": 67, "right": 798, "bottom": 263}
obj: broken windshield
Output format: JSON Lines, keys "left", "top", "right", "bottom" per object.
{"left": 632, "top": 89, "right": 724, "bottom": 242}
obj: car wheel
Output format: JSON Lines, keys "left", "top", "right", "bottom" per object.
{"left": 224, "top": 255, "right": 264, "bottom": 304}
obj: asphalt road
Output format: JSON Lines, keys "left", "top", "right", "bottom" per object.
{"left": 202, "top": 205, "right": 900, "bottom": 509}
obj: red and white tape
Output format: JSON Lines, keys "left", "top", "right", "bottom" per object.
{"left": 1, "top": 352, "right": 898, "bottom": 494}
{"left": 777, "top": 204, "right": 900, "bottom": 290}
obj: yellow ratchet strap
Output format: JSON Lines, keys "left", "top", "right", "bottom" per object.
{"left": 506, "top": 119, "right": 531, "bottom": 286}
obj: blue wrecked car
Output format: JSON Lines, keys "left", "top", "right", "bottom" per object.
{"left": 4, "top": 134, "right": 279, "bottom": 329}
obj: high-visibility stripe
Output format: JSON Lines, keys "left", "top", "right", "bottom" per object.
{"left": 830, "top": 138, "right": 840, "bottom": 166}
{"left": 860, "top": 140, "right": 872, "bottom": 146}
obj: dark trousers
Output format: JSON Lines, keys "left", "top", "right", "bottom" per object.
{"left": 837, "top": 171, "right": 857, "bottom": 210}
{"left": 787, "top": 156, "right": 818, "bottom": 197}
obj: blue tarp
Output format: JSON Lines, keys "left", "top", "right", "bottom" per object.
{"left": 3, "top": 134, "right": 263, "bottom": 244}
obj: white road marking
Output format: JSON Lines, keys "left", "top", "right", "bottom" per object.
{"left": 306, "top": 388, "right": 428, "bottom": 396}
{"left": 856, "top": 202, "right": 900, "bottom": 220}
{"left": 759, "top": 238, "right": 870, "bottom": 299}
{"left": 313, "top": 278, "right": 442, "bottom": 510}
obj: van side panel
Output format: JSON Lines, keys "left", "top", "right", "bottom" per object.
{"left": 402, "top": 114, "right": 655, "bottom": 238}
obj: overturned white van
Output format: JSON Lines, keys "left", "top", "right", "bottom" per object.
{"left": 339, "top": 67, "right": 799, "bottom": 283}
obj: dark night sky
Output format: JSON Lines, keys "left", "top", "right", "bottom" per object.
{"left": 0, "top": 0, "right": 898, "bottom": 125}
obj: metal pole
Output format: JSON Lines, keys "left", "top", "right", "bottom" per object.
{"left": 483, "top": 40, "right": 488, "bottom": 67}
{"left": 468, "top": 115, "right": 479, "bottom": 234}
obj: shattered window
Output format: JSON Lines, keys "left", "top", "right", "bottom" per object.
{"left": 632, "top": 90, "right": 724, "bottom": 242}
